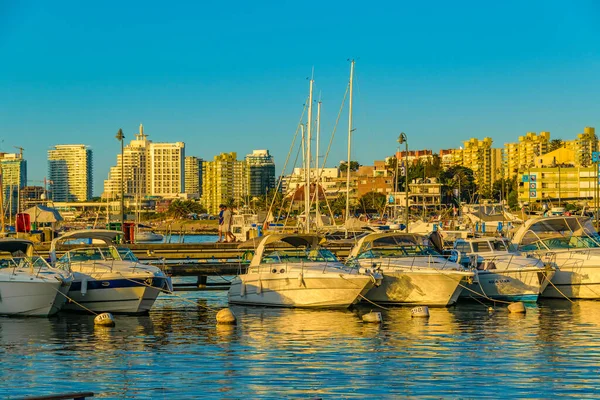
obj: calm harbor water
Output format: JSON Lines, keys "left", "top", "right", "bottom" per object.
{"left": 2, "top": 290, "right": 600, "bottom": 399}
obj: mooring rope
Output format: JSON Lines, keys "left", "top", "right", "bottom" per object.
{"left": 116, "top": 273, "right": 220, "bottom": 313}
{"left": 52, "top": 287, "right": 99, "bottom": 316}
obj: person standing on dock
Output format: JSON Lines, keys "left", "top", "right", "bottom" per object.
{"left": 222, "top": 205, "right": 235, "bottom": 242}
{"left": 217, "top": 204, "right": 225, "bottom": 242}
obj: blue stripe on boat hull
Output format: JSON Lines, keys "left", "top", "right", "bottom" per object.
{"left": 70, "top": 277, "right": 166, "bottom": 292}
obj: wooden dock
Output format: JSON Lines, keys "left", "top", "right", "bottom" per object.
{"left": 34, "top": 241, "right": 355, "bottom": 280}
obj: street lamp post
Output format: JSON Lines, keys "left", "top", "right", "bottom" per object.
{"left": 398, "top": 132, "right": 409, "bottom": 232}
{"left": 116, "top": 129, "right": 125, "bottom": 231}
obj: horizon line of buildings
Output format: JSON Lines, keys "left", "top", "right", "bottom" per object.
{"left": 1, "top": 124, "right": 598, "bottom": 216}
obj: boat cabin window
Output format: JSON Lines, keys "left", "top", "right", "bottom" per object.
{"left": 455, "top": 242, "right": 471, "bottom": 254}
{"left": 117, "top": 248, "right": 138, "bottom": 262}
{"left": 492, "top": 240, "right": 508, "bottom": 251}
{"left": 262, "top": 247, "right": 338, "bottom": 263}
{"left": 358, "top": 245, "right": 441, "bottom": 259}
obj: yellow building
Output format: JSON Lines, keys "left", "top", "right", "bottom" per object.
{"left": 565, "top": 126, "right": 597, "bottom": 167}
{"left": 518, "top": 146, "right": 598, "bottom": 204}
{"left": 461, "top": 137, "right": 502, "bottom": 195}
{"left": 503, "top": 131, "right": 550, "bottom": 179}
{"left": 202, "top": 152, "right": 249, "bottom": 214}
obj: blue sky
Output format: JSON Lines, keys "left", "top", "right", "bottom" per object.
{"left": 1, "top": 1, "right": 600, "bottom": 196}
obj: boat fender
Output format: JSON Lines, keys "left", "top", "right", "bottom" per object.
{"left": 411, "top": 306, "right": 430, "bottom": 318}
{"left": 94, "top": 313, "right": 116, "bottom": 327}
{"left": 81, "top": 279, "right": 88, "bottom": 296}
{"left": 298, "top": 272, "right": 305, "bottom": 288}
{"left": 257, "top": 279, "right": 262, "bottom": 294}
{"left": 216, "top": 308, "right": 237, "bottom": 325}
{"left": 508, "top": 302, "right": 526, "bottom": 314}
{"left": 240, "top": 282, "right": 246, "bottom": 297}
{"left": 362, "top": 311, "right": 382, "bottom": 323}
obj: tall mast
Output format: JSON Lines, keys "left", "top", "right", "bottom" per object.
{"left": 0, "top": 164, "right": 5, "bottom": 235}
{"left": 345, "top": 60, "right": 355, "bottom": 225}
{"left": 301, "top": 124, "right": 309, "bottom": 234}
{"left": 315, "top": 97, "right": 321, "bottom": 221}
{"left": 306, "top": 77, "right": 314, "bottom": 233}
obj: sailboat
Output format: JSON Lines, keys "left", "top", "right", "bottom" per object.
{"left": 229, "top": 69, "right": 383, "bottom": 308}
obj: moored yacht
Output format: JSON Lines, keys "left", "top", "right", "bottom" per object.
{"left": 512, "top": 216, "right": 600, "bottom": 299}
{"left": 0, "top": 238, "right": 73, "bottom": 316}
{"left": 228, "top": 234, "right": 381, "bottom": 308}
{"left": 50, "top": 229, "right": 171, "bottom": 314}
{"left": 347, "top": 232, "right": 474, "bottom": 307}
{"left": 451, "top": 237, "right": 554, "bottom": 302}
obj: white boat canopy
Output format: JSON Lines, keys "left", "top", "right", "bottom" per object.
{"left": 0, "top": 238, "right": 35, "bottom": 257}
{"left": 348, "top": 232, "right": 429, "bottom": 259}
{"left": 511, "top": 216, "right": 597, "bottom": 249}
{"left": 49, "top": 229, "right": 124, "bottom": 263}
{"left": 246, "top": 234, "right": 324, "bottom": 268}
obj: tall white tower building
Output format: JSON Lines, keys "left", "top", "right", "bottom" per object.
{"left": 48, "top": 144, "right": 93, "bottom": 201}
{"left": 102, "top": 124, "right": 185, "bottom": 199}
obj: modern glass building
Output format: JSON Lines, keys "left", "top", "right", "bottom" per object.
{"left": 48, "top": 144, "right": 93, "bottom": 201}
{"left": 245, "top": 149, "right": 275, "bottom": 197}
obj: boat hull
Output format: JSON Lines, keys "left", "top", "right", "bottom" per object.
{"left": 462, "top": 268, "right": 552, "bottom": 302}
{"left": 228, "top": 272, "right": 375, "bottom": 308}
{"left": 0, "top": 279, "right": 68, "bottom": 317}
{"left": 541, "top": 256, "right": 600, "bottom": 299}
{"left": 64, "top": 277, "right": 166, "bottom": 314}
{"left": 365, "top": 270, "right": 469, "bottom": 307}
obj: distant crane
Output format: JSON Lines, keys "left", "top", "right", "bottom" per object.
{"left": 13, "top": 146, "right": 24, "bottom": 158}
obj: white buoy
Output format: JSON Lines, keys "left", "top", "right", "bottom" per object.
{"left": 94, "top": 312, "right": 116, "bottom": 327}
{"left": 411, "top": 306, "right": 430, "bottom": 318}
{"left": 508, "top": 302, "right": 526, "bottom": 314}
{"left": 216, "top": 308, "right": 237, "bottom": 325}
{"left": 81, "top": 278, "right": 88, "bottom": 296}
{"left": 361, "top": 311, "right": 383, "bottom": 323}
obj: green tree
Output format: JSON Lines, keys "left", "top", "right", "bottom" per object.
{"left": 358, "top": 192, "right": 387, "bottom": 214}
{"left": 549, "top": 139, "right": 564, "bottom": 152}
{"left": 339, "top": 160, "right": 361, "bottom": 173}
{"left": 167, "top": 200, "right": 206, "bottom": 219}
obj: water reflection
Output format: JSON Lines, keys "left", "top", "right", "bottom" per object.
{"left": 3, "top": 291, "right": 600, "bottom": 398}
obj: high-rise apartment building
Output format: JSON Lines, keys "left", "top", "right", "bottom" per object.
{"left": 461, "top": 137, "right": 501, "bottom": 193}
{"left": 103, "top": 124, "right": 185, "bottom": 199}
{"left": 48, "top": 144, "right": 93, "bottom": 201}
{"left": 565, "top": 126, "right": 597, "bottom": 167}
{"left": 0, "top": 152, "right": 27, "bottom": 214}
{"left": 503, "top": 131, "right": 550, "bottom": 179}
{"left": 245, "top": 150, "right": 275, "bottom": 196}
{"left": 202, "top": 152, "right": 248, "bottom": 214}
{"left": 184, "top": 156, "right": 203, "bottom": 198}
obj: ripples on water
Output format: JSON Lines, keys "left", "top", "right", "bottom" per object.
{"left": 2, "top": 289, "right": 600, "bottom": 398}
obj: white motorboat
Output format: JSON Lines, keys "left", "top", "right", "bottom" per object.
{"left": 512, "top": 216, "right": 600, "bottom": 299}
{"left": 228, "top": 234, "right": 381, "bottom": 308}
{"left": 50, "top": 229, "right": 171, "bottom": 314}
{"left": 451, "top": 237, "right": 554, "bottom": 302}
{"left": 347, "top": 232, "right": 474, "bottom": 307}
{"left": 0, "top": 238, "right": 73, "bottom": 316}
{"left": 135, "top": 230, "right": 164, "bottom": 242}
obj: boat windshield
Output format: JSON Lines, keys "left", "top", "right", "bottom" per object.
{"left": 357, "top": 245, "right": 442, "bottom": 259}
{"left": 59, "top": 246, "right": 124, "bottom": 263}
{"left": 0, "top": 255, "right": 51, "bottom": 270}
{"left": 517, "top": 217, "right": 600, "bottom": 251}
{"left": 262, "top": 247, "right": 338, "bottom": 263}
{"left": 117, "top": 248, "right": 139, "bottom": 262}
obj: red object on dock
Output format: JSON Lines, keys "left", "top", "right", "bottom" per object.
{"left": 16, "top": 213, "right": 31, "bottom": 233}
